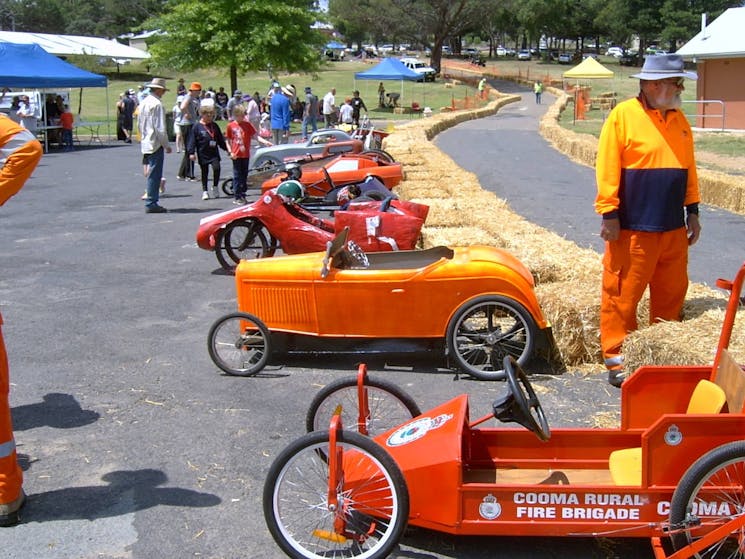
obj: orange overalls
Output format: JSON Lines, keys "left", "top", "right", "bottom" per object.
{"left": 595, "top": 96, "right": 700, "bottom": 373}
{"left": 1, "top": 116, "right": 42, "bottom": 506}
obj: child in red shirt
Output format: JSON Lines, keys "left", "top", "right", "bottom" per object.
{"left": 59, "top": 105, "right": 74, "bottom": 151}
{"left": 225, "top": 104, "right": 271, "bottom": 204}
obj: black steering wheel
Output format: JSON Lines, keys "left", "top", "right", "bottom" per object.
{"left": 500, "top": 356, "right": 550, "bottom": 441}
{"left": 346, "top": 240, "right": 369, "bottom": 268}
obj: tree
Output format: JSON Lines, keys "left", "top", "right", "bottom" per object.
{"left": 143, "top": 0, "right": 326, "bottom": 94}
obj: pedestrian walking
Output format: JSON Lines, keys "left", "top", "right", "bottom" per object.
{"left": 138, "top": 78, "right": 172, "bottom": 213}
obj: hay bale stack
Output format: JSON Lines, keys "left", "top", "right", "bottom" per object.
{"left": 421, "top": 226, "right": 499, "bottom": 247}
{"left": 624, "top": 305, "right": 745, "bottom": 371}
{"left": 698, "top": 169, "right": 744, "bottom": 216}
{"left": 536, "top": 281, "right": 601, "bottom": 366}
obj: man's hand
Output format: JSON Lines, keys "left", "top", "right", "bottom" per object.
{"left": 165, "top": 146, "right": 172, "bottom": 154}
{"left": 600, "top": 217, "right": 620, "bottom": 242}
{"left": 687, "top": 213, "right": 701, "bottom": 246}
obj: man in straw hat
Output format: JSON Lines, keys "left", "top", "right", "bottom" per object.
{"left": 595, "top": 54, "right": 702, "bottom": 387}
{"left": 137, "top": 77, "right": 172, "bottom": 213}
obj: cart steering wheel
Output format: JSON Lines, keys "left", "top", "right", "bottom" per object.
{"left": 498, "top": 356, "right": 551, "bottom": 441}
{"left": 346, "top": 240, "right": 369, "bottom": 268}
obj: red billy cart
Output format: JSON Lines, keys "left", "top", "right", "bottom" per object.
{"left": 264, "top": 263, "right": 745, "bottom": 559}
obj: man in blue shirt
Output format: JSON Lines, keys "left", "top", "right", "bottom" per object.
{"left": 270, "top": 83, "right": 291, "bottom": 145}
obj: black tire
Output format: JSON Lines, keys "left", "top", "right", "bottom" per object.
{"left": 223, "top": 219, "right": 271, "bottom": 264}
{"left": 306, "top": 376, "right": 421, "bottom": 436}
{"left": 213, "top": 229, "right": 236, "bottom": 271}
{"left": 263, "top": 430, "right": 409, "bottom": 559}
{"left": 221, "top": 178, "right": 234, "bottom": 197}
{"left": 446, "top": 295, "right": 537, "bottom": 381}
{"left": 207, "top": 312, "right": 271, "bottom": 376}
{"left": 361, "top": 149, "right": 395, "bottom": 163}
{"left": 669, "top": 441, "right": 745, "bottom": 557}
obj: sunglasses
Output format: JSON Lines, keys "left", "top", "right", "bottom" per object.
{"left": 658, "top": 77, "right": 685, "bottom": 87}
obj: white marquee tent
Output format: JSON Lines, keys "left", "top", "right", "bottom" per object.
{"left": 0, "top": 31, "right": 150, "bottom": 60}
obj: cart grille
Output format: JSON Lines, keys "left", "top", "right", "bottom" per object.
{"left": 248, "top": 287, "right": 314, "bottom": 329}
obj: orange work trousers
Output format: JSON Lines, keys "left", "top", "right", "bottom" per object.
{"left": 600, "top": 228, "right": 689, "bottom": 369}
{"left": 0, "top": 313, "right": 23, "bottom": 505}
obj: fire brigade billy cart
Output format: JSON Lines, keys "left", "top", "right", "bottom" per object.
{"left": 262, "top": 263, "right": 745, "bottom": 559}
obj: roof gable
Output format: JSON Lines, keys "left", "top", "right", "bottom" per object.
{"left": 677, "top": 7, "right": 745, "bottom": 59}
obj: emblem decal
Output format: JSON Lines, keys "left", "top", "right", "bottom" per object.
{"left": 664, "top": 424, "right": 683, "bottom": 446}
{"left": 386, "top": 414, "right": 453, "bottom": 447}
{"left": 479, "top": 494, "right": 502, "bottom": 520}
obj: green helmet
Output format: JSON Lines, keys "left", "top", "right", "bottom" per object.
{"left": 276, "top": 180, "right": 305, "bottom": 202}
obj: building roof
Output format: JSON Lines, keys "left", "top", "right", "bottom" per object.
{"left": 677, "top": 7, "right": 745, "bottom": 59}
{"left": 0, "top": 31, "right": 150, "bottom": 59}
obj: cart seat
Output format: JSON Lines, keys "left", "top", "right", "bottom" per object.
{"left": 609, "top": 379, "right": 727, "bottom": 486}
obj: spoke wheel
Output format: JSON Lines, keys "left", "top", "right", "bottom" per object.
{"left": 360, "top": 149, "right": 395, "bottom": 163}
{"left": 223, "top": 219, "right": 271, "bottom": 264}
{"left": 207, "top": 312, "right": 271, "bottom": 376}
{"left": 306, "top": 376, "right": 421, "bottom": 436}
{"left": 669, "top": 441, "right": 745, "bottom": 558}
{"left": 221, "top": 178, "right": 234, "bottom": 197}
{"left": 446, "top": 295, "right": 537, "bottom": 381}
{"left": 213, "top": 229, "right": 236, "bottom": 271}
{"left": 263, "top": 430, "right": 409, "bottom": 559}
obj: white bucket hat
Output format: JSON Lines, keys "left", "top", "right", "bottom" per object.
{"left": 631, "top": 54, "right": 697, "bottom": 81}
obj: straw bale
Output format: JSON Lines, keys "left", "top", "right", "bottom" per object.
{"left": 536, "top": 281, "right": 601, "bottom": 366}
{"left": 623, "top": 306, "right": 745, "bottom": 372}
{"left": 420, "top": 226, "right": 498, "bottom": 247}
{"left": 699, "top": 169, "right": 745, "bottom": 216}
{"left": 421, "top": 197, "right": 507, "bottom": 228}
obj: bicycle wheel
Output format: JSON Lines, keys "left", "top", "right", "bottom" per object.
{"left": 446, "top": 295, "right": 537, "bottom": 381}
{"left": 306, "top": 376, "right": 421, "bottom": 436}
{"left": 223, "top": 219, "right": 271, "bottom": 264}
{"left": 360, "top": 149, "right": 395, "bottom": 163}
{"left": 213, "top": 229, "right": 236, "bottom": 271}
{"left": 207, "top": 312, "right": 271, "bottom": 376}
{"left": 221, "top": 178, "right": 234, "bottom": 197}
{"left": 669, "top": 441, "right": 745, "bottom": 558}
{"left": 263, "top": 430, "right": 409, "bottom": 559}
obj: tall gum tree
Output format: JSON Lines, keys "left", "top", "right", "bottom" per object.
{"left": 143, "top": 0, "right": 326, "bottom": 94}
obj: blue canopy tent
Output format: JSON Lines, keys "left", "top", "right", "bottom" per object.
{"left": 355, "top": 58, "right": 421, "bottom": 108}
{"left": 0, "top": 42, "right": 108, "bottom": 88}
{"left": 0, "top": 42, "right": 108, "bottom": 149}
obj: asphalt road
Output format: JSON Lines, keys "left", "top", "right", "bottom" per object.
{"left": 1, "top": 89, "right": 741, "bottom": 559}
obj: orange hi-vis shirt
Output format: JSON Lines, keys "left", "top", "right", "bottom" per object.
{"left": 595, "top": 95, "right": 700, "bottom": 232}
{"left": 1, "top": 115, "right": 43, "bottom": 206}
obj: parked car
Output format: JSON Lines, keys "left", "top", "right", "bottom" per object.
{"left": 400, "top": 57, "right": 437, "bottom": 82}
{"left": 557, "top": 52, "right": 573, "bottom": 64}
{"left": 517, "top": 50, "right": 532, "bottom": 61}
{"left": 619, "top": 51, "right": 640, "bottom": 66}
{"left": 495, "top": 47, "right": 507, "bottom": 56}
{"left": 605, "top": 46, "right": 623, "bottom": 58}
